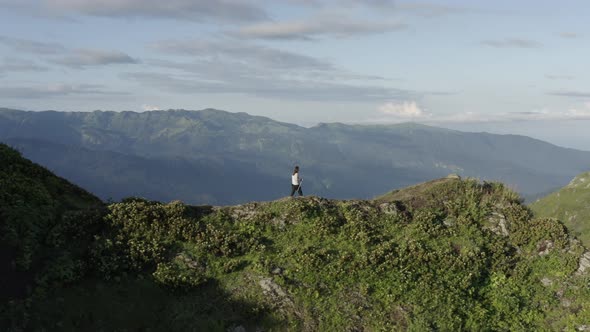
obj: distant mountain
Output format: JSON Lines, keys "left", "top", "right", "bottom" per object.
{"left": 1, "top": 108, "right": 589, "bottom": 204}
{"left": 531, "top": 172, "right": 590, "bottom": 245}
{"left": 4, "top": 138, "right": 286, "bottom": 205}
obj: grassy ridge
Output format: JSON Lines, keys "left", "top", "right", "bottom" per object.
{"left": 531, "top": 172, "right": 590, "bottom": 246}
{"left": 2, "top": 144, "right": 590, "bottom": 331}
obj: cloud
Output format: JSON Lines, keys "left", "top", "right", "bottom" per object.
{"left": 53, "top": 49, "right": 139, "bottom": 68}
{"left": 149, "top": 39, "right": 389, "bottom": 81}
{"left": 433, "top": 109, "right": 590, "bottom": 123}
{"left": 482, "top": 38, "right": 541, "bottom": 49}
{"left": 545, "top": 74, "right": 574, "bottom": 80}
{"left": 0, "top": 35, "right": 138, "bottom": 69}
{"left": 393, "top": 1, "right": 470, "bottom": 17}
{"left": 292, "top": 0, "right": 468, "bottom": 16}
{"left": 0, "top": 58, "right": 48, "bottom": 73}
{"left": 142, "top": 104, "right": 162, "bottom": 111}
{"left": 232, "top": 16, "right": 406, "bottom": 40}
{"left": 377, "top": 101, "right": 429, "bottom": 118}
{"left": 559, "top": 32, "right": 580, "bottom": 39}
{"left": 140, "top": 38, "right": 408, "bottom": 101}
{"left": 0, "top": 83, "right": 127, "bottom": 99}
{"left": 0, "top": 35, "right": 65, "bottom": 54}
{"left": 549, "top": 91, "right": 590, "bottom": 98}
{"left": 15, "top": 0, "right": 268, "bottom": 22}
{"left": 123, "top": 71, "right": 411, "bottom": 102}
{"left": 150, "top": 39, "right": 333, "bottom": 71}
{"left": 366, "top": 103, "right": 590, "bottom": 124}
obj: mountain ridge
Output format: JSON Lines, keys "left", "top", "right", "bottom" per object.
{"left": 1, "top": 108, "right": 589, "bottom": 204}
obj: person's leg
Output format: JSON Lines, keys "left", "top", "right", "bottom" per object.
{"left": 290, "top": 184, "right": 297, "bottom": 196}
{"left": 298, "top": 186, "right": 303, "bottom": 196}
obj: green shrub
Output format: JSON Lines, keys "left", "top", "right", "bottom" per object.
{"left": 153, "top": 260, "right": 206, "bottom": 290}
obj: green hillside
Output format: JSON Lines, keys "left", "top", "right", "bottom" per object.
{"left": 3, "top": 144, "right": 590, "bottom": 331}
{"left": 0, "top": 143, "right": 102, "bottom": 307}
{"left": 531, "top": 172, "right": 590, "bottom": 245}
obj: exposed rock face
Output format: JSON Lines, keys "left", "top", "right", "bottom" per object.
{"left": 229, "top": 202, "right": 261, "bottom": 221}
{"left": 537, "top": 240, "right": 554, "bottom": 256}
{"left": 577, "top": 252, "right": 590, "bottom": 275}
{"left": 259, "top": 277, "right": 293, "bottom": 309}
{"left": 540, "top": 277, "right": 553, "bottom": 287}
{"left": 176, "top": 253, "right": 202, "bottom": 271}
{"left": 487, "top": 211, "right": 509, "bottom": 236}
{"left": 378, "top": 201, "right": 404, "bottom": 216}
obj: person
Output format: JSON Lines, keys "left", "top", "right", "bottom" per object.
{"left": 290, "top": 165, "right": 303, "bottom": 197}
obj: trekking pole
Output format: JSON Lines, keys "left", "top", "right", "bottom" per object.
{"left": 297, "top": 179, "right": 303, "bottom": 195}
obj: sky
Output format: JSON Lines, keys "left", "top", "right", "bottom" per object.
{"left": 1, "top": 0, "right": 589, "bottom": 150}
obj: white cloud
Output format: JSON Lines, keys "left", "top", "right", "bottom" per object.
{"left": 233, "top": 16, "right": 406, "bottom": 40}
{"left": 560, "top": 32, "right": 580, "bottom": 39}
{"left": 425, "top": 108, "right": 590, "bottom": 124}
{"left": 549, "top": 90, "right": 590, "bottom": 98}
{"left": 139, "top": 38, "right": 411, "bottom": 101}
{"left": 378, "top": 101, "right": 428, "bottom": 118}
{"left": 394, "top": 1, "right": 469, "bottom": 17}
{"left": 52, "top": 49, "right": 139, "bottom": 68}
{"left": 35, "top": 0, "right": 267, "bottom": 22}
{"left": 367, "top": 104, "right": 590, "bottom": 125}
{"left": 0, "top": 35, "right": 138, "bottom": 69}
{"left": 482, "top": 38, "right": 541, "bottom": 49}
{"left": 124, "top": 71, "right": 411, "bottom": 102}
{"left": 0, "top": 83, "right": 127, "bottom": 98}
{"left": 0, "top": 57, "right": 48, "bottom": 73}
{"left": 142, "top": 104, "right": 161, "bottom": 111}
{"left": 545, "top": 74, "right": 574, "bottom": 80}
{"left": 0, "top": 35, "right": 65, "bottom": 54}
{"left": 150, "top": 39, "right": 333, "bottom": 70}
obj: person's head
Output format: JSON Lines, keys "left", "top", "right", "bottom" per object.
{"left": 293, "top": 165, "right": 299, "bottom": 174}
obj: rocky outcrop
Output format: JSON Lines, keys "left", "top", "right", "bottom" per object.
{"left": 259, "top": 277, "right": 294, "bottom": 309}
{"left": 577, "top": 252, "right": 590, "bottom": 275}
{"left": 487, "top": 211, "right": 509, "bottom": 237}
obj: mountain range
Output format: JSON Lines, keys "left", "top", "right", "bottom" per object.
{"left": 1, "top": 108, "right": 589, "bottom": 205}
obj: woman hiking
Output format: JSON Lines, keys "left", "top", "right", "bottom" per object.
{"left": 290, "top": 165, "right": 303, "bottom": 197}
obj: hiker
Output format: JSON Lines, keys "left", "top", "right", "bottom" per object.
{"left": 290, "top": 165, "right": 303, "bottom": 197}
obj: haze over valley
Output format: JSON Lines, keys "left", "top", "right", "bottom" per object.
{"left": 2, "top": 108, "right": 589, "bottom": 205}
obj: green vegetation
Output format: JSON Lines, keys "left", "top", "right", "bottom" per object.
{"left": 0, "top": 143, "right": 103, "bottom": 328}
{"left": 531, "top": 172, "right": 590, "bottom": 246}
{"left": 3, "top": 143, "right": 590, "bottom": 331}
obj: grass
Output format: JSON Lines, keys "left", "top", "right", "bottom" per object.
{"left": 531, "top": 172, "right": 590, "bottom": 246}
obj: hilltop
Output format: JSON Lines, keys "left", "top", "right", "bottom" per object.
{"left": 531, "top": 172, "right": 590, "bottom": 245}
{"left": 2, "top": 108, "right": 590, "bottom": 204}
{"left": 3, "top": 144, "right": 590, "bottom": 331}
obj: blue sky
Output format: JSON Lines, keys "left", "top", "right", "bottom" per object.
{"left": 1, "top": 0, "right": 589, "bottom": 149}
